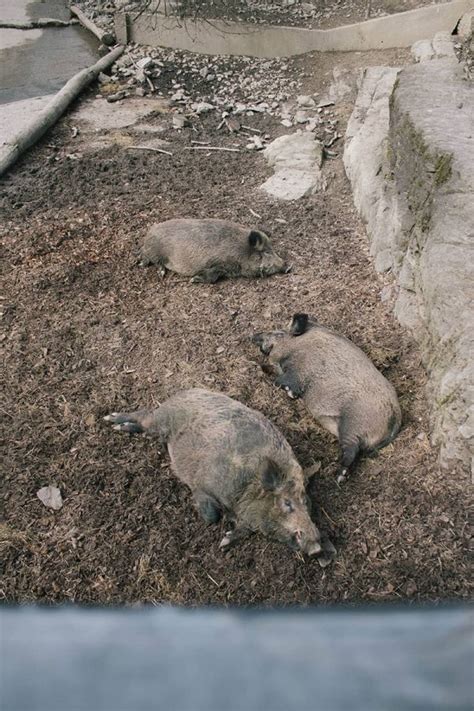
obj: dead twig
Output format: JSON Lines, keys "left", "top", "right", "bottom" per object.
{"left": 184, "top": 146, "right": 240, "bottom": 153}
{"left": 242, "top": 125, "right": 262, "bottom": 133}
{"left": 126, "top": 146, "right": 173, "bottom": 156}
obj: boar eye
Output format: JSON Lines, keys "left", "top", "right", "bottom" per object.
{"left": 283, "top": 499, "right": 294, "bottom": 513}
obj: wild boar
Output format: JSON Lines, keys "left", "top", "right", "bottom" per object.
{"left": 252, "top": 314, "right": 402, "bottom": 484}
{"left": 140, "top": 218, "right": 287, "bottom": 282}
{"left": 104, "top": 388, "right": 322, "bottom": 556}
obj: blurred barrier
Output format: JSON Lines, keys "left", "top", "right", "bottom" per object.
{"left": 1, "top": 604, "right": 473, "bottom": 710}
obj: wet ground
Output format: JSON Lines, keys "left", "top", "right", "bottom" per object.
{"left": 0, "top": 0, "right": 98, "bottom": 148}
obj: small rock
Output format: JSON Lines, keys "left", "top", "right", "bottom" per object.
{"left": 317, "top": 99, "right": 335, "bottom": 108}
{"left": 192, "top": 101, "right": 214, "bottom": 114}
{"left": 106, "top": 91, "right": 126, "bottom": 103}
{"left": 281, "top": 119, "right": 293, "bottom": 127}
{"left": 411, "top": 39, "right": 435, "bottom": 63}
{"left": 297, "top": 95, "right": 316, "bottom": 108}
{"left": 37, "top": 486, "right": 63, "bottom": 511}
{"left": 247, "top": 136, "right": 264, "bottom": 150}
{"left": 135, "top": 87, "right": 146, "bottom": 97}
{"left": 136, "top": 56, "right": 154, "bottom": 70}
{"left": 172, "top": 114, "right": 188, "bottom": 129}
{"left": 295, "top": 110, "right": 310, "bottom": 124}
{"left": 171, "top": 89, "right": 185, "bottom": 102}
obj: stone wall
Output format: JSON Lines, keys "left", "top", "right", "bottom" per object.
{"left": 344, "top": 55, "right": 473, "bottom": 474}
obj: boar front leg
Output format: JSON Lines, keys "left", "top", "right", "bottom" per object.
{"left": 191, "top": 266, "right": 227, "bottom": 284}
{"left": 194, "top": 492, "right": 222, "bottom": 524}
{"left": 274, "top": 364, "right": 305, "bottom": 400}
{"left": 219, "top": 525, "right": 251, "bottom": 552}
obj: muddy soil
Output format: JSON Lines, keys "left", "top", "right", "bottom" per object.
{"left": 0, "top": 48, "right": 471, "bottom": 606}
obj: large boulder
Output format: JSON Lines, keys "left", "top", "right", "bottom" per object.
{"left": 344, "top": 58, "right": 474, "bottom": 474}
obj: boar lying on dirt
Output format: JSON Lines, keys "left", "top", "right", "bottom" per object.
{"left": 253, "top": 314, "right": 401, "bottom": 484}
{"left": 140, "top": 218, "right": 287, "bottom": 282}
{"left": 105, "top": 388, "right": 323, "bottom": 556}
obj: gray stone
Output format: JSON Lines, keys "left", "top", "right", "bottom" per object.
{"left": 192, "top": 101, "right": 214, "bottom": 114}
{"left": 172, "top": 114, "right": 188, "bottom": 129}
{"left": 411, "top": 39, "right": 435, "bottom": 62}
{"left": 412, "top": 32, "right": 455, "bottom": 62}
{"left": 327, "top": 67, "right": 362, "bottom": 103}
{"left": 457, "top": 10, "right": 474, "bottom": 40}
{"left": 296, "top": 95, "right": 316, "bottom": 108}
{"left": 37, "top": 486, "right": 63, "bottom": 511}
{"left": 294, "top": 110, "right": 310, "bottom": 124}
{"left": 344, "top": 59, "right": 474, "bottom": 474}
{"left": 432, "top": 32, "right": 456, "bottom": 58}
{"left": 261, "top": 132, "right": 325, "bottom": 200}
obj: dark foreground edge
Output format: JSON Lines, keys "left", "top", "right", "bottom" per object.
{"left": 1, "top": 604, "right": 473, "bottom": 710}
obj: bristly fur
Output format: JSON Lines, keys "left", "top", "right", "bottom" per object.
{"left": 140, "top": 218, "right": 286, "bottom": 281}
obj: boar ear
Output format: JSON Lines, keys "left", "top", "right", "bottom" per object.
{"left": 248, "top": 230, "right": 266, "bottom": 251}
{"left": 289, "top": 313, "right": 309, "bottom": 336}
{"left": 261, "top": 461, "right": 284, "bottom": 491}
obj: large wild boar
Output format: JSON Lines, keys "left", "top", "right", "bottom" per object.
{"left": 140, "top": 218, "right": 287, "bottom": 282}
{"left": 104, "top": 388, "right": 322, "bottom": 556}
{"left": 252, "top": 314, "right": 402, "bottom": 483}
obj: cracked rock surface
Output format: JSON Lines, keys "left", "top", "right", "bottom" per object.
{"left": 344, "top": 55, "right": 474, "bottom": 473}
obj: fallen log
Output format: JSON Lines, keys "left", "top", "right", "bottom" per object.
{"left": 0, "top": 45, "right": 124, "bottom": 178}
{"left": 70, "top": 5, "right": 116, "bottom": 46}
{"left": 0, "top": 18, "right": 78, "bottom": 29}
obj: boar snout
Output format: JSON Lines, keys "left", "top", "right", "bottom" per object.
{"left": 294, "top": 525, "right": 322, "bottom": 556}
{"left": 251, "top": 331, "right": 285, "bottom": 355}
{"left": 261, "top": 252, "right": 287, "bottom": 276}
{"left": 251, "top": 332, "right": 267, "bottom": 352}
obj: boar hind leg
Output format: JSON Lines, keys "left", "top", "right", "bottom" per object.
{"left": 274, "top": 369, "right": 304, "bottom": 400}
{"left": 336, "top": 416, "right": 361, "bottom": 484}
{"left": 104, "top": 409, "right": 167, "bottom": 441}
{"left": 195, "top": 492, "right": 222, "bottom": 525}
{"left": 191, "top": 266, "right": 227, "bottom": 284}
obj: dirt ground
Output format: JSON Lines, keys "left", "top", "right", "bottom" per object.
{"left": 1, "top": 47, "right": 471, "bottom": 606}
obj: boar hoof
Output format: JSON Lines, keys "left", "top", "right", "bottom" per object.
{"left": 285, "top": 386, "right": 296, "bottom": 399}
{"left": 336, "top": 469, "right": 348, "bottom": 486}
{"left": 219, "top": 531, "right": 234, "bottom": 551}
{"left": 317, "top": 536, "right": 337, "bottom": 567}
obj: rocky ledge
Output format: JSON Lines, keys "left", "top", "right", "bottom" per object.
{"left": 344, "top": 34, "right": 473, "bottom": 474}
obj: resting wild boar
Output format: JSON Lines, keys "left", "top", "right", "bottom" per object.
{"left": 104, "top": 388, "right": 322, "bottom": 556}
{"left": 253, "top": 314, "right": 401, "bottom": 483}
{"left": 140, "top": 218, "right": 287, "bottom": 282}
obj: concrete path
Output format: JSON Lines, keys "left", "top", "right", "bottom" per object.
{"left": 0, "top": 0, "right": 99, "bottom": 154}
